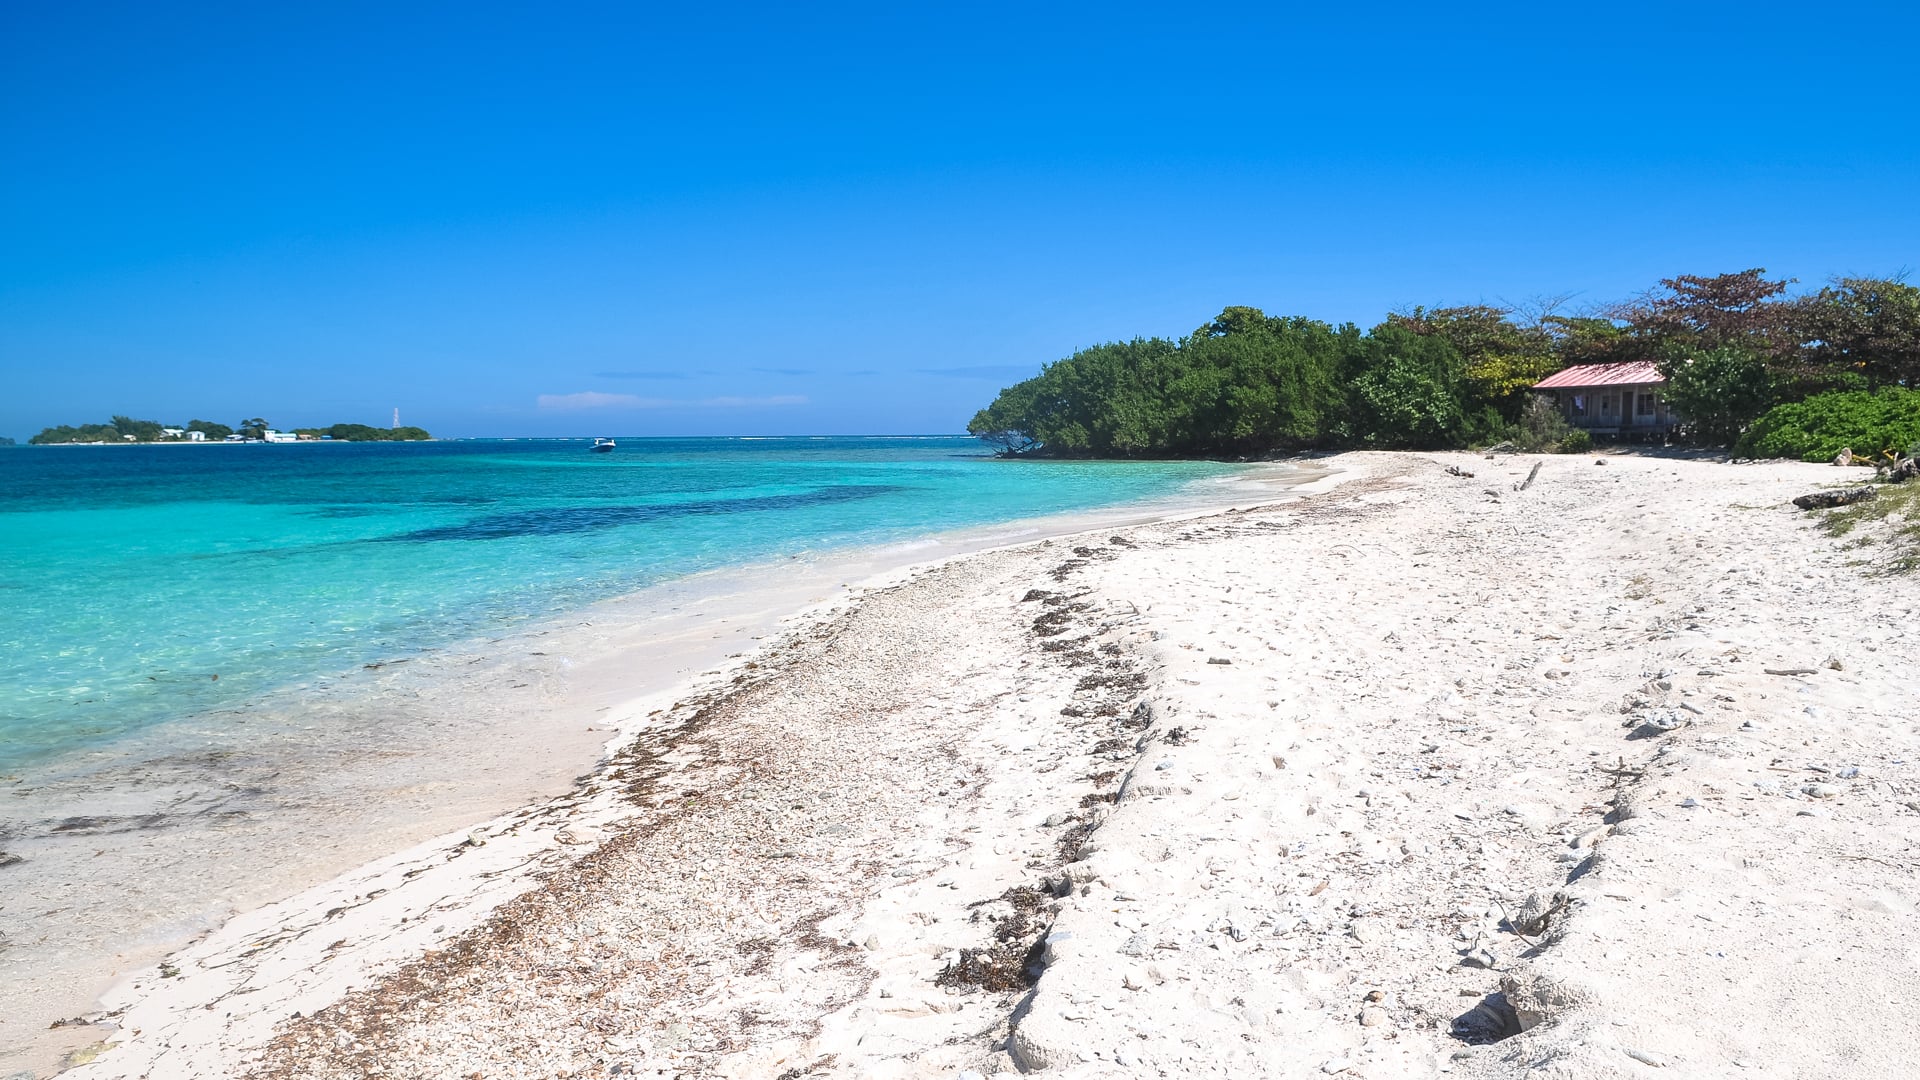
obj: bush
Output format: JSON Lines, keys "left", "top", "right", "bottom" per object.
{"left": 1343, "top": 323, "right": 1471, "bottom": 448}
{"left": 1659, "top": 345, "right": 1777, "bottom": 444}
{"left": 1558, "top": 429, "right": 1594, "bottom": 454}
{"left": 1464, "top": 405, "right": 1513, "bottom": 447}
{"left": 1735, "top": 388, "right": 1920, "bottom": 462}
{"left": 1513, "top": 395, "right": 1570, "bottom": 452}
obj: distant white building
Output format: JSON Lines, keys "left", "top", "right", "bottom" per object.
{"left": 262, "top": 430, "right": 299, "bottom": 443}
{"left": 160, "top": 427, "right": 185, "bottom": 439}
{"left": 184, "top": 430, "right": 207, "bottom": 441}
{"left": 225, "top": 433, "right": 247, "bottom": 442}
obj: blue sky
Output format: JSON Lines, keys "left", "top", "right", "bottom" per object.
{"left": 3, "top": 2, "right": 1916, "bottom": 440}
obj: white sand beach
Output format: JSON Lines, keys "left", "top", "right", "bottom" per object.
{"left": 57, "top": 450, "right": 1920, "bottom": 1079}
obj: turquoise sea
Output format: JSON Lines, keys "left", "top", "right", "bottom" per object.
{"left": 0, "top": 437, "right": 1236, "bottom": 771}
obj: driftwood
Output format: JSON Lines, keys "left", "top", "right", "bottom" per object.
{"left": 1445, "top": 465, "right": 1475, "bottom": 478}
{"left": 1886, "top": 456, "right": 1919, "bottom": 483}
{"left": 1792, "top": 487, "right": 1878, "bottom": 510}
{"left": 1513, "top": 462, "right": 1542, "bottom": 492}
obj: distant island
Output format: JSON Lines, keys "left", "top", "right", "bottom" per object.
{"left": 27, "top": 417, "right": 431, "bottom": 445}
{"left": 290, "top": 423, "right": 432, "bottom": 442}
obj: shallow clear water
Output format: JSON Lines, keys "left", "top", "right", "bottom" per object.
{"left": 0, "top": 437, "right": 1234, "bottom": 770}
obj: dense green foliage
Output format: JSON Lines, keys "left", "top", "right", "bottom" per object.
{"left": 291, "top": 423, "right": 432, "bottom": 441}
{"left": 1734, "top": 389, "right": 1920, "bottom": 463}
{"left": 969, "top": 310, "right": 1504, "bottom": 457}
{"left": 1343, "top": 323, "right": 1472, "bottom": 448}
{"left": 30, "top": 422, "right": 131, "bottom": 444}
{"left": 29, "top": 416, "right": 163, "bottom": 444}
{"left": 970, "top": 306, "right": 1589, "bottom": 456}
{"left": 971, "top": 269, "right": 1920, "bottom": 456}
{"left": 1638, "top": 272, "right": 1919, "bottom": 438}
{"left": 1791, "top": 278, "right": 1920, "bottom": 390}
{"left": 969, "top": 312, "right": 1352, "bottom": 456}
{"left": 112, "top": 415, "right": 166, "bottom": 441}
{"left": 29, "top": 416, "right": 429, "bottom": 444}
{"left": 1658, "top": 347, "right": 1778, "bottom": 444}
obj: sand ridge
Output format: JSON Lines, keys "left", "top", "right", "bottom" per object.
{"left": 64, "top": 450, "right": 1920, "bottom": 1078}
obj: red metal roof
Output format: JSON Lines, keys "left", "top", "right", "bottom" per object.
{"left": 1533, "top": 361, "right": 1665, "bottom": 389}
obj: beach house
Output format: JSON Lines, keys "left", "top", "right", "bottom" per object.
{"left": 1532, "top": 361, "right": 1677, "bottom": 437}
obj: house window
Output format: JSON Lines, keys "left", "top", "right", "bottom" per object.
{"left": 1637, "top": 392, "right": 1655, "bottom": 416}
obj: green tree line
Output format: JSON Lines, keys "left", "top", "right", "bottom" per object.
{"left": 969, "top": 271, "right": 1920, "bottom": 457}
{"left": 289, "top": 423, "right": 432, "bottom": 441}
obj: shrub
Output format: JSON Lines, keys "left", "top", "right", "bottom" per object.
{"left": 1513, "top": 395, "right": 1571, "bottom": 452}
{"left": 1735, "top": 388, "right": 1920, "bottom": 462}
{"left": 1558, "top": 429, "right": 1594, "bottom": 454}
{"left": 1659, "top": 345, "right": 1777, "bottom": 444}
{"left": 1463, "top": 405, "right": 1512, "bottom": 447}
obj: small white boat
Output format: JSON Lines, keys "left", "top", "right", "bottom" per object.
{"left": 590, "top": 438, "right": 616, "bottom": 453}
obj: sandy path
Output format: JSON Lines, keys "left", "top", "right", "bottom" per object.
{"left": 66, "top": 451, "right": 1920, "bottom": 1079}
{"left": 992, "top": 453, "right": 1917, "bottom": 1079}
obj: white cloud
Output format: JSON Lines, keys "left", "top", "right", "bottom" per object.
{"left": 536, "top": 392, "right": 670, "bottom": 410}
{"left": 537, "top": 392, "right": 809, "bottom": 411}
{"left": 699, "top": 395, "right": 809, "bottom": 407}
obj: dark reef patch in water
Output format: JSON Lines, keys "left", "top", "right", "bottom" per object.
{"left": 303, "top": 505, "right": 399, "bottom": 519}
{"left": 378, "top": 485, "right": 908, "bottom": 542}
{"left": 41, "top": 809, "right": 253, "bottom": 837}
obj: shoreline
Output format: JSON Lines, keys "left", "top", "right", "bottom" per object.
{"left": 8, "top": 460, "right": 1335, "bottom": 1078}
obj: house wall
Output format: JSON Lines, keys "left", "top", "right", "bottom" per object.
{"left": 1551, "top": 383, "right": 1677, "bottom": 433}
